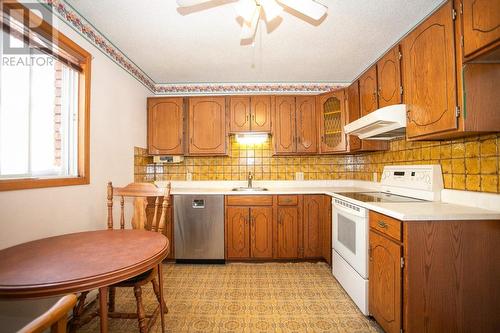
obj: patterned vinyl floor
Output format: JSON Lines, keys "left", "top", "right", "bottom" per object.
{"left": 79, "top": 262, "right": 382, "bottom": 333}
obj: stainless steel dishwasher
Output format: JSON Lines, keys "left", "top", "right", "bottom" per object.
{"left": 174, "top": 195, "right": 224, "bottom": 263}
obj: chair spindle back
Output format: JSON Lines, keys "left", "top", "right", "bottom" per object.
{"left": 106, "top": 182, "right": 171, "bottom": 233}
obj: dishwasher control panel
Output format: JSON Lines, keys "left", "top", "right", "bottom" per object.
{"left": 192, "top": 199, "right": 205, "bottom": 208}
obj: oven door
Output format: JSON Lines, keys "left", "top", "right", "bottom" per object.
{"left": 332, "top": 201, "right": 368, "bottom": 278}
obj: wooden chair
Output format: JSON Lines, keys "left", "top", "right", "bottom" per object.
{"left": 19, "top": 294, "right": 77, "bottom": 333}
{"left": 72, "top": 182, "right": 172, "bottom": 333}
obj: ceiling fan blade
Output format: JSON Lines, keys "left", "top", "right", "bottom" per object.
{"left": 236, "top": 0, "right": 258, "bottom": 22}
{"left": 176, "top": 0, "right": 214, "bottom": 7}
{"left": 240, "top": 7, "right": 260, "bottom": 40}
{"left": 260, "top": 0, "right": 283, "bottom": 21}
{"left": 276, "top": 0, "right": 327, "bottom": 20}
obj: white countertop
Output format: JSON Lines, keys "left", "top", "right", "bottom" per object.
{"left": 155, "top": 180, "right": 500, "bottom": 221}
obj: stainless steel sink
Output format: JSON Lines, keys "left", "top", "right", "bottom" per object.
{"left": 231, "top": 187, "right": 268, "bottom": 192}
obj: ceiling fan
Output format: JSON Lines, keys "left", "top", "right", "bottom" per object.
{"left": 176, "top": 0, "right": 328, "bottom": 41}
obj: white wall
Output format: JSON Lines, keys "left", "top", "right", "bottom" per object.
{"left": 0, "top": 12, "right": 152, "bottom": 250}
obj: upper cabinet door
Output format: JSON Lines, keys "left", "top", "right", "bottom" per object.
{"left": 147, "top": 97, "right": 184, "bottom": 155}
{"left": 462, "top": 0, "right": 500, "bottom": 57}
{"left": 346, "top": 82, "right": 362, "bottom": 152}
{"left": 251, "top": 96, "right": 272, "bottom": 132}
{"left": 273, "top": 96, "right": 296, "bottom": 154}
{"left": 295, "top": 96, "right": 317, "bottom": 154}
{"left": 229, "top": 97, "right": 250, "bottom": 133}
{"left": 402, "top": 2, "right": 458, "bottom": 139}
{"left": 188, "top": 97, "right": 227, "bottom": 155}
{"left": 359, "top": 65, "right": 378, "bottom": 116}
{"left": 377, "top": 45, "right": 402, "bottom": 108}
{"left": 318, "top": 91, "right": 347, "bottom": 153}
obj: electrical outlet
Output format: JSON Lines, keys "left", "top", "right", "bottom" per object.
{"left": 186, "top": 172, "right": 192, "bottom": 181}
{"left": 373, "top": 172, "right": 378, "bottom": 182}
{"left": 295, "top": 172, "right": 304, "bottom": 181}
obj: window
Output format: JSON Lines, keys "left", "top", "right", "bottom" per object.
{"left": 0, "top": 1, "right": 91, "bottom": 191}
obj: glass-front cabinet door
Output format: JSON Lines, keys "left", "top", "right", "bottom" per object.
{"left": 318, "top": 90, "right": 347, "bottom": 153}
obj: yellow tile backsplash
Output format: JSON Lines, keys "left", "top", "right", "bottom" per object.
{"left": 134, "top": 133, "right": 500, "bottom": 193}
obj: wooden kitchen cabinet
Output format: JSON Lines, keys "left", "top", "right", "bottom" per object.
{"left": 401, "top": 1, "right": 458, "bottom": 139}
{"left": 273, "top": 96, "right": 317, "bottom": 155}
{"left": 295, "top": 96, "right": 317, "bottom": 153}
{"left": 187, "top": 96, "right": 227, "bottom": 155}
{"left": 320, "top": 195, "right": 332, "bottom": 265}
{"left": 147, "top": 97, "right": 184, "bottom": 155}
{"left": 377, "top": 45, "right": 402, "bottom": 108}
{"left": 229, "top": 96, "right": 272, "bottom": 133}
{"left": 250, "top": 96, "right": 272, "bottom": 132}
{"left": 226, "top": 207, "right": 251, "bottom": 259}
{"left": 276, "top": 206, "right": 300, "bottom": 259}
{"left": 229, "top": 97, "right": 251, "bottom": 132}
{"left": 400, "top": 0, "right": 500, "bottom": 140}
{"left": 225, "top": 196, "right": 273, "bottom": 260}
{"left": 317, "top": 90, "right": 347, "bottom": 153}
{"left": 250, "top": 207, "right": 273, "bottom": 258}
{"left": 359, "top": 65, "right": 378, "bottom": 116}
{"left": 345, "top": 82, "right": 388, "bottom": 153}
{"left": 303, "top": 195, "right": 323, "bottom": 258}
{"left": 369, "top": 211, "right": 500, "bottom": 333}
{"left": 275, "top": 195, "right": 302, "bottom": 259}
{"left": 369, "top": 229, "right": 402, "bottom": 333}
{"left": 462, "top": 0, "right": 500, "bottom": 59}
{"left": 274, "top": 96, "right": 296, "bottom": 154}
{"left": 303, "top": 195, "right": 332, "bottom": 262}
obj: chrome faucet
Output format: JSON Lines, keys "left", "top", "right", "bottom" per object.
{"left": 247, "top": 171, "right": 253, "bottom": 188}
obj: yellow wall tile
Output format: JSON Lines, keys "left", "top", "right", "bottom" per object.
{"left": 134, "top": 133, "right": 500, "bottom": 194}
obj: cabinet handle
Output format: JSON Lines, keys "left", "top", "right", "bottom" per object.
{"left": 407, "top": 110, "right": 411, "bottom": 120}
{"left": 369, "top": 246, "right": 372, "bottom": 261}
{"left": 377, "top": 221, "right": 388, "bottom": 229}
{"left": 246, "top": 114, "right": 249, "bottom": 122}
{"left": 321, "top": 135, "right": 325, "bottom": 143}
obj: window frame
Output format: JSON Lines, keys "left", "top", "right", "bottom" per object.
{"left": 0, "top": 0, "right": 91, "bottom": 191}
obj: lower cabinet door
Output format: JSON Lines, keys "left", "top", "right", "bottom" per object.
{"left": 303, "top": 195, "right": 322, "bottom": 258}
{"left": 276, "top": 206, "right": 299, "bottom": 258}
{"left": 369, "top": 230, "right": 402, "bottom": 333}
{"left": 250, "top": 207, "right": 273, "bottom": 259}
{"left": 226, "top": 207, "right": 250, "bottom": 259}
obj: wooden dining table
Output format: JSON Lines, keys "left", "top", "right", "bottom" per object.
{"left": 0, "top": 229, "right": 169, "bottom": 332}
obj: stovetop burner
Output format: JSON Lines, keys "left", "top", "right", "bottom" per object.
{"left": 339, "top": 192, "right": 426, "bottom": 203}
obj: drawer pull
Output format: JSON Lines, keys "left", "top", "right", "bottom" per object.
{"left": 377, "top": 221, "right": 388, "bottom": 229}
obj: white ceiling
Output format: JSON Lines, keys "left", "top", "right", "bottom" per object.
{"left": 66, "top": 0, "right": 444, "bottom": 84}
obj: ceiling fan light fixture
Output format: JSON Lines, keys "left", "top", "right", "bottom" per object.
{"left": 240, "top": 5, "right": 261, "bottom": 39}
{"left": 176, "top": 0, "right": 213, "bottom": 7}
{"left": 236, "top": 0, "right": 258, "bottom": 22}
{"left": 276, "top": 0, "right": 327, "bottom": 20}
{"left": 259, "top": 0, "right": 283, "bottom": 21}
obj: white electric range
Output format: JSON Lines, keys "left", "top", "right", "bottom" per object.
{"left": 331, "top": 165, "right": 443, "bottom": 315}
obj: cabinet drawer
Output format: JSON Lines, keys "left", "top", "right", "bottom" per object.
{"left": 226, "top": 195, "right": 273, "bottom": 206}
{"left": 369, "top": 211, "right": 401, "bottom": 241}
{"left": 277, "top": 195, "right": 299, "bottom": 206}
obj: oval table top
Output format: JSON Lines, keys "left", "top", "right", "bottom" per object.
{"left": 0, "top": 229, "right": 169, "bottom": 298}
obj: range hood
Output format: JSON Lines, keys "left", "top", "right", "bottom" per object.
{"left": 344, "top": 104, "right": 407, "bottom": 140}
